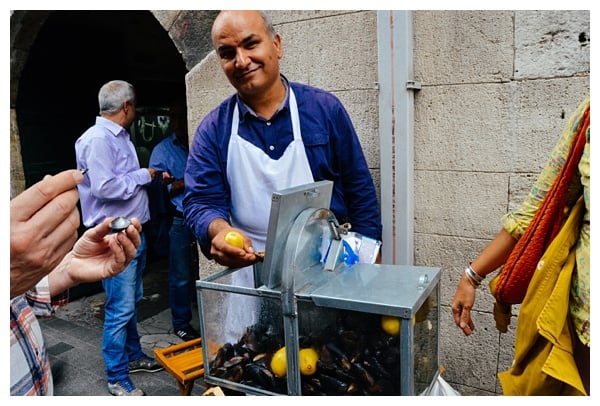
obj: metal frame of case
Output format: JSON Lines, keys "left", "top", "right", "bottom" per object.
{"left": 196, "top": 181, "right": 440, "bottom": 395}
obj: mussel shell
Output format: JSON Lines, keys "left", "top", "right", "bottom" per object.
{"left": 110, "top": 216, "right": 131, "bottom": 231}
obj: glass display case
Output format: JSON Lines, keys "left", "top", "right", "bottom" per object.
{"left": 196, "top": 181, "right": 440, "bottom": 395}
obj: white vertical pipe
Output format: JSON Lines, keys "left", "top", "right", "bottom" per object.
{"left": 377, "top": 10, "right": 416, "bottom": 265}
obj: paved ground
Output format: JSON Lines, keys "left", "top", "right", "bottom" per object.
{"left": 39, "top": 257, "right": 208, "bottom": 396}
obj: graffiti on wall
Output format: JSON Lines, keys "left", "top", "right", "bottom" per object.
{"left": 129, "top": 106, "right": 171, "bottom": 167}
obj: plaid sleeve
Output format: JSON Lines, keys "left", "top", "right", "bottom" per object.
{"left": 25, "top": 276, "right": 69, "bottom": 318}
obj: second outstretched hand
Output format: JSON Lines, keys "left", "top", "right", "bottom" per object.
{"left": 48, "top": 217, "right": 143, "bottom": 296}
{"left": 208, "top": 218, "right": 261, "bottom": 268}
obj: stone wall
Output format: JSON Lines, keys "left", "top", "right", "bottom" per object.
{"left": 412, "top": 10, "right": 589, "bottom": 394}
{"left": 9, "top": 11, "right": 51, "bottom": 197}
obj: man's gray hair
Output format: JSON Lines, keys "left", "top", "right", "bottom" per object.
{"left": 213, "top": 11, "right": 277, "bottom": 41}
{"left": 259, "top": 11, "right": 276, "bottom": 40}
{"left": 98, "top": 80, "right": 136, "bottom": 115}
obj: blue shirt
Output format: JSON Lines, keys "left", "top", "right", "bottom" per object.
{"left": 184, "top": 79, "right": 382, "bottom": 258}
{"left": 149, "top": 134, "right": 188, "bottom": 213}
{"left": 75, "top": 116, "right": 151, "bottom": 227}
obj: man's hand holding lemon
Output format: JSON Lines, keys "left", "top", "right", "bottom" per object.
{"left": 207, "top": 218, "right": 262, "bottom": 268}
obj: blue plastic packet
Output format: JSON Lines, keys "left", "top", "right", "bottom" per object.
{"left": 342, "top": 240, "right": 360, "bottom": 264}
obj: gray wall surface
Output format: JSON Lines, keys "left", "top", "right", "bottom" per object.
{"left": 412, "top": 10, "right": 589, "bottom": 394}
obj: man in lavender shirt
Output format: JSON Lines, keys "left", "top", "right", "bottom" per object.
{"left": 75, "top": 80, "right": 164, "bottom": 396}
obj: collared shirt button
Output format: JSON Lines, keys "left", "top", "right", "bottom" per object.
{"left": 269, "top": 145, "right": 275, "bottom": 151}
{"left": 266, "top": 121, "right": 272, "bottom": 126}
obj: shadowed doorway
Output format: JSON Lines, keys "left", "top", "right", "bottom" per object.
{"left": 15, "top": 10, "right": 188, "bottom": 297}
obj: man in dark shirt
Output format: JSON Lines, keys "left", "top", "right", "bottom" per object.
{"left": 184, "top": 10, "right": 382, "bottom": 272}
{"left": 149, "top": 100, "right": 200, "bottom": 342}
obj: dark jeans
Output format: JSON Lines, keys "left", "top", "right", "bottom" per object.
{"left": 168, "top": 217, "right": 199, "bottom": 331}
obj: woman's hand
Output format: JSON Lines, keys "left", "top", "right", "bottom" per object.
{"left": 451, "top": 271, "right": 478, "bottom": 335}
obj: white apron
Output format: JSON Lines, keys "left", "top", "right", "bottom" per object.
{"left": 222, "top": 89, "right": 314, "bottom": 342}
{"left": 227, "top": 88, "right": 314, "bottom": 251}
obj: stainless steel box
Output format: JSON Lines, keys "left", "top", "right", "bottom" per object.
{"left": 196, "top": 263, "right": 440, "bottom": 395}
{"left": 196, "top": 181, "right": 440, "bottom": 395}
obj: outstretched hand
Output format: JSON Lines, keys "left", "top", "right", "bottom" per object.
{"left": 65, "top": 217, "right": 143, "bottom": 286}
{"left": 208, "top": 220, "right": 260, "bottom": 268}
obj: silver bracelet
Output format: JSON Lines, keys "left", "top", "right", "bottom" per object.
{"left": 465, "top": 264, "right": 484, "bottom": 287}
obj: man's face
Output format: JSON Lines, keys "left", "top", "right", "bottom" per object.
{"left": 212, "top": 11, "right": 283, "bottom": 99}
{"left": 170, "top": 103, "right": 188, "bottom": 145}
{"left": 123, "top": 100, "right": 136, "bottom": 128}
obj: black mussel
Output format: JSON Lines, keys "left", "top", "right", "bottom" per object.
{"left": 347, "top": 382, "right": 360, "bottom": 395}
{"left": 376, "top": 346, "right": 400, "bottom": 366}
{"left": 326, "top": 342, "right": 351, "bottom": 371}
{"left": 110, "top": 216, "right": 131, "bottom": 232}
{"left": 368, "top": 378, "right": 396, "bottom": 395}
{"left": 351, "top": 362, "right": 375, "bottom": 387}
{"left": 318, "top": 361, "right": 355, "bottom": 384}
{"left": 223, "top": 355, "right": 246, "bottom": 369}
{"left": 211, "top": 348, "right": 226, "bottom": 369}
{"left": 318, "top": 373, "right": 349, "bottom": 395}
{"left": 252, "top": 353, "right": 268, "bottom": 364}
{"left": 232, "top": 341, "right": 246, "bottom": 357}
{"left": 222, "top": 342, "right": 235, "bottom": 359}
{"left": 318, "top": 344, "right": 335, "bottom": 368}
{"left": 363, "top": 356, "right": 392, "bottom": 380}
{"left": 339, "top": 329, "right": 361, "bottom": 354}
{"left": 244, "top": 329, "right": 263, "bottom": 354}
{"left": 243, "top": 363, "right": 276, "bottom": 390}
{"left": 301, "top": 381, "right": 319, "bottom": 395}
{"left": 212, "top": 366, "right": 228, "bottom": 378}
{"left": 226, "top": 364, "right": 244, "bottom": 382}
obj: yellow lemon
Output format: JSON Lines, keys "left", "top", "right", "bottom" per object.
{"left": 270, "top": 347, "right": 287, "bottom": 378}
{"left": 381, "top": 315, "right": 400, "bottom": 336}
{"left": 224, "top": 231, "right": 244, "bottom": 249}
{"left": 299, "top": 348, "right": 319, "bottom": 376}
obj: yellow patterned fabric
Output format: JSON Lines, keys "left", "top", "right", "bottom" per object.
{"left": 499, "top": 197, "right": 586, "bottom": 395}
{"left": 501, "top": 96, "right": 590, "bottom": 346}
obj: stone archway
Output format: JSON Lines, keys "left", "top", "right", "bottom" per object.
{"left": 10, "top": 11, "right": 50, "bottom": 197}
{"left": 9, "top": 10, "right": 218, "bottom": 197}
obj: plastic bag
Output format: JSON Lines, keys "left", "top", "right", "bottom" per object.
{"left": 341, "top": 231, "right": 382, "bottom": 264}
{"left": 421, "top": 374, "right": 461, "bottom": 396}
{"left": 320, "top": 231, "right": 382, "bottom": 265}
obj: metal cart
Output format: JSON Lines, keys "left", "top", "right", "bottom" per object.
{"left": 196, "top": 181, "right": 440, "bottom": 395}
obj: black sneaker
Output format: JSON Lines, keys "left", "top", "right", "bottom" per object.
{"left": 175, "top": 327, "right": 201, "bottom": 341}
{"left": 128, "top": 355, "right": 164, "bottom": 373}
